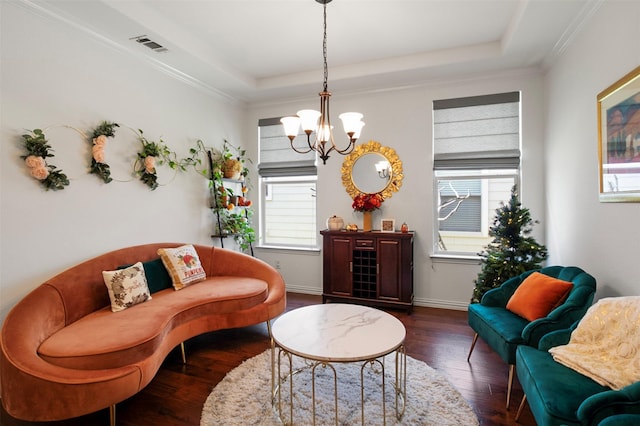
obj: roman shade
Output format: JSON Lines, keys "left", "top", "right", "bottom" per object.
{"left": 258, "top": 117, "right": 317, "bottom": 177}
{"left": 433, "top": 91, "right": 521, "bottom": 170}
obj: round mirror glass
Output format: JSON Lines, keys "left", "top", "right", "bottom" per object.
{"left": 352, "top": 153, "right": 391, "bottom": 194}
{"left": 341, "top": 140, "right": 403, "bottom": 200}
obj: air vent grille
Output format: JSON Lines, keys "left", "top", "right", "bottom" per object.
{"left": 130, "top": 35, "right": 168, "bottom": 53}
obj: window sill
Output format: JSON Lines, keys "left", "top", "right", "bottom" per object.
{"left": 430, "top": 253, "right": 481, "bottom": 265}
{"left": 255, "top": 245, "right": 321, "bottom": 254}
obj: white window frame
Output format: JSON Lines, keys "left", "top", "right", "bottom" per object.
{"left": 434, "top": 170, "right": 519, "bottom": 256}
{"left": 432, "top": 92, "right": 521, "bottom": 258}
{"left": 258, "top": 117, "right": 318, "bottom": 251}
{"left": 259, "top": 175, "right": 318, "bottom": 250}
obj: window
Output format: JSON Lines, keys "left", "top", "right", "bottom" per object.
{"left": 258, "top": 118, "right": 318, "bottom": 249}
{"left": 433, "top": 92, "right": 521, "bottom": 256}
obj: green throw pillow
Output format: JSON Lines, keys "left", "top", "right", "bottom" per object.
{"left": 119, "top": 258, "right": 172, "bottom": 294}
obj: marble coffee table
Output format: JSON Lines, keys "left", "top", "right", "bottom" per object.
{"left": 270, "top": 303, "right": 406, "bottom": 425}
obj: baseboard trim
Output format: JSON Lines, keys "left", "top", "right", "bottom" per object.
{"left": 412, "top": 297, "right": 468, "bottom": 311}
{"left": 285, "top": 287, "right": 469, "bottom": 311}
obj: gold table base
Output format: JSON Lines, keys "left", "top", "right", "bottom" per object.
{"left": 270, "top": 342, "right": 406, "bottom": 426}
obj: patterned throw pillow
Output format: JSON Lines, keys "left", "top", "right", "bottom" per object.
{"left": 157, "top": 244, "right": 206, "bottom": 290}
{"left": 102, "top": 262, "right": 152, "bottom": 312}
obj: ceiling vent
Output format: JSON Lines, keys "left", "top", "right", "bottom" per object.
{"left": 130, "top": 35, "right": 168, "bottom": 53}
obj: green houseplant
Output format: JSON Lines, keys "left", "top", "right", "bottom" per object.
{"left": 209, "top": 140, "right": 255, "bottom": 253}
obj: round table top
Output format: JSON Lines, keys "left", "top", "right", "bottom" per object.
{"left": 271, "top": 303, "right": 406, "bottom": 362}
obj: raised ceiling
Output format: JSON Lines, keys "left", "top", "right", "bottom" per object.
{"left": 29, "top": 0, "right": 599, "bottom": 103}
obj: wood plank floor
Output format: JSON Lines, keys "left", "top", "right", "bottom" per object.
{"left": 1, "top": 293, "right": 535, "bottom": 425}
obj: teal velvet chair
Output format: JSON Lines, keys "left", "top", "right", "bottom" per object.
{"left": 515, "top": 326, "right": 640, "bottom": 425}
{"left": 467, "top": 265, "right": 596, "bottom": 408}
{"left": 598, "top": 414, "right": 640, "bottom": 426}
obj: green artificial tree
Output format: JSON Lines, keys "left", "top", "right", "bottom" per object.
{"left": 471, "top": 185, "right": 548, "bottom": 303}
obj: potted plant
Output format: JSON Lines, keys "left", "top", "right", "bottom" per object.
{"left": 209, "top": 140, "right": 255, "bottom": 253}
{"left": 211, "top": 139, "right": 249, "bottom": 182}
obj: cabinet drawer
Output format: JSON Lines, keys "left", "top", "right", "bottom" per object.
{"left": 355, "top": 239, "right": 374, "bottom": 248}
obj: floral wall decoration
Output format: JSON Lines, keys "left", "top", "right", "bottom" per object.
{"left": 135, "top": 130, "right": 208, "bottom": 190}
{"left": 135, "top": 129, "right": 171, "bottom": 190}
{"left": 89, "top": 121, "right": 119, "bottom": 183}
{"left": 20, "top": 121, "right": 211, "bottom": 192}
{"left": 21, "top": 128, "right": 70, "bottom": 191}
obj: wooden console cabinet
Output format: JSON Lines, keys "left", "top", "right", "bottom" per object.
{"left": 320, "top": 230, "right": 414, "bottom": 312}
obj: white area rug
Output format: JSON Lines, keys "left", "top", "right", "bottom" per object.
{"left": 201, "top": 349, "right": 478, "bottom": 425}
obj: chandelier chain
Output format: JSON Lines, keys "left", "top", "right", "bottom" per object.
{"left": 322, "top": 2, "right": 328, "bottom": 91}
{"left": 280, "top": 0, "right": 362, "bottom": 164}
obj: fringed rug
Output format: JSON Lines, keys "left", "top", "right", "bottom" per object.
{"left": 200, "top": 349, "right": 478, "bottom": 425}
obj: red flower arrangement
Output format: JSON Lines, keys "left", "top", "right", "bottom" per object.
{"left": 352, "top": 193, "right": 384, "bottom": 212}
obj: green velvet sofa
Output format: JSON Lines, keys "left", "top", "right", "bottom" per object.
{"left": 467, "top": 266, "right": 596, "bottom": 407}
{"left": 516, "top": 326, "right": 640, "bottom": 425}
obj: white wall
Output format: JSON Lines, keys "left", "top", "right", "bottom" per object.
{"left": 0, "top": 2, "right": 246, "bottom": 321}
{"left": 248, "top": 70, "right": 546, "bottom": 309}
{"left": 544, "top": 0, "right": 640, "bottom": 299}
{"left": 6, "top": 0, "right": 633, "bottom": 324}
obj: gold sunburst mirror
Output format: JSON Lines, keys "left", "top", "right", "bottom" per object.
{"left": 341, "top": 140, "right": 403, "bottom": 200}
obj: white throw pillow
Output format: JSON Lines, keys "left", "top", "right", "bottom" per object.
{"left": 157, "top": 244, "right": 206, "bottom": 290}
{"left": 102, "top": 262, "right": 152, "bottom": 312}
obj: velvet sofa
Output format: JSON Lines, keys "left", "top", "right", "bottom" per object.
{"left": 467, "top": 265, "right": 597, "bottom": 407}
{"left": 0, "top": 243, "right": 286, "bottom": 424}
{"left": 516, "top": 319, "right": 640, "bottom": 425}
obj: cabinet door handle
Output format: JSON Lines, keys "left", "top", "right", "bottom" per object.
{"left": 377, "top": 264, "right": 379, "bottom": 274}
{"left": 350, "top": 261, "right": 353, "bottom": 272}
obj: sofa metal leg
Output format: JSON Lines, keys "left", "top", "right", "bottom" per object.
{"left": 506, "top": 364, "right": 515, "bottom": 409}
{"left": 515, "top": 394, "right": 527, "bottom": 422}
{"left": 467, "top": 333, "right": 478, "bottom": 362}
{"left": 109, "top": 404, "right": 116, "bottom": 426}
{"left": 180, "top": 342, "right": 186, "bottom": 364}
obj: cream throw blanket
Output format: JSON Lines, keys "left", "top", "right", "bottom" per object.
{"left": 549, "top": 296, "right": 640, "bottom": 390}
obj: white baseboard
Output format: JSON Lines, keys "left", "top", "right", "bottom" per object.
{"left": 412, "top": 297, "right": 469, "bottom": 311}
{"left": 285, "top": 285, "right": 323, "bottom": 295}
{"left": 285, "top": 286, "right": 469, "bottom": 311}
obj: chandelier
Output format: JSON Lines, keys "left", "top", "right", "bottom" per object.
{"left": 280, "top": 0, "right": 365, "bottom": 165}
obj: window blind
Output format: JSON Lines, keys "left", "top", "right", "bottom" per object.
{"left": 258, "top": 117, "right": 317, "bottom": 177}
{"left": 433, "top": 92, "right": 521, "bottom": 170}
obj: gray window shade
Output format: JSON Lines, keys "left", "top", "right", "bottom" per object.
{"left": 433, "top": 92, "right": 520, "bottom": 170}
{"left": 259, "top": 117, "right": 317, "bottom": 177}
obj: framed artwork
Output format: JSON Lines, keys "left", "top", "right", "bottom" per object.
{"left": 380, "top": 218, "right": 395, "bottom": 232}
{"left": 597, "top": 65, "right": 640, "bottom": 202}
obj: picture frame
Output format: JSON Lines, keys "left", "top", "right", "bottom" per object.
{"left": 597, "top": 65, "right": 640, "bottom": 202}
{"left": 380, "top": 218, "right": 395, "bottom": 232}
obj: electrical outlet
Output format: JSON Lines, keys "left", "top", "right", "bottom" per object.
{"left": 275, "top": 260, "right": 281, "bottom": 270}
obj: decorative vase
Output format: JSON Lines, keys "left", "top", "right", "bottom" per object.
{"left": 327, "top": 215, "right": 344, "bottom": 231}
{"left": 362, "top": 211, "right": 372, "bottom": 232}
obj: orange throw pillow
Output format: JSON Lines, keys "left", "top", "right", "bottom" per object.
{"left": 506, "top": 272, "right": 574, "bottom": 321}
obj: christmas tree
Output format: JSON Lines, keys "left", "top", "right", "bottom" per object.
{"left": 471, "top": 185, "right": 548, "bottom": 303}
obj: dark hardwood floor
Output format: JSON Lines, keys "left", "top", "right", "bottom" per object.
{"left": 1, "top": 293, "right": 535, "bottom": 425}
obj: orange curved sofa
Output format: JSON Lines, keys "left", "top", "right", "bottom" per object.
{"left": 0, "top": 243, "right": 286, "bottom": 424}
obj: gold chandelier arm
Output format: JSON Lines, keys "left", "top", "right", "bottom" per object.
{"left": 287, "top": 134, "right": 315, "bottom": 155}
